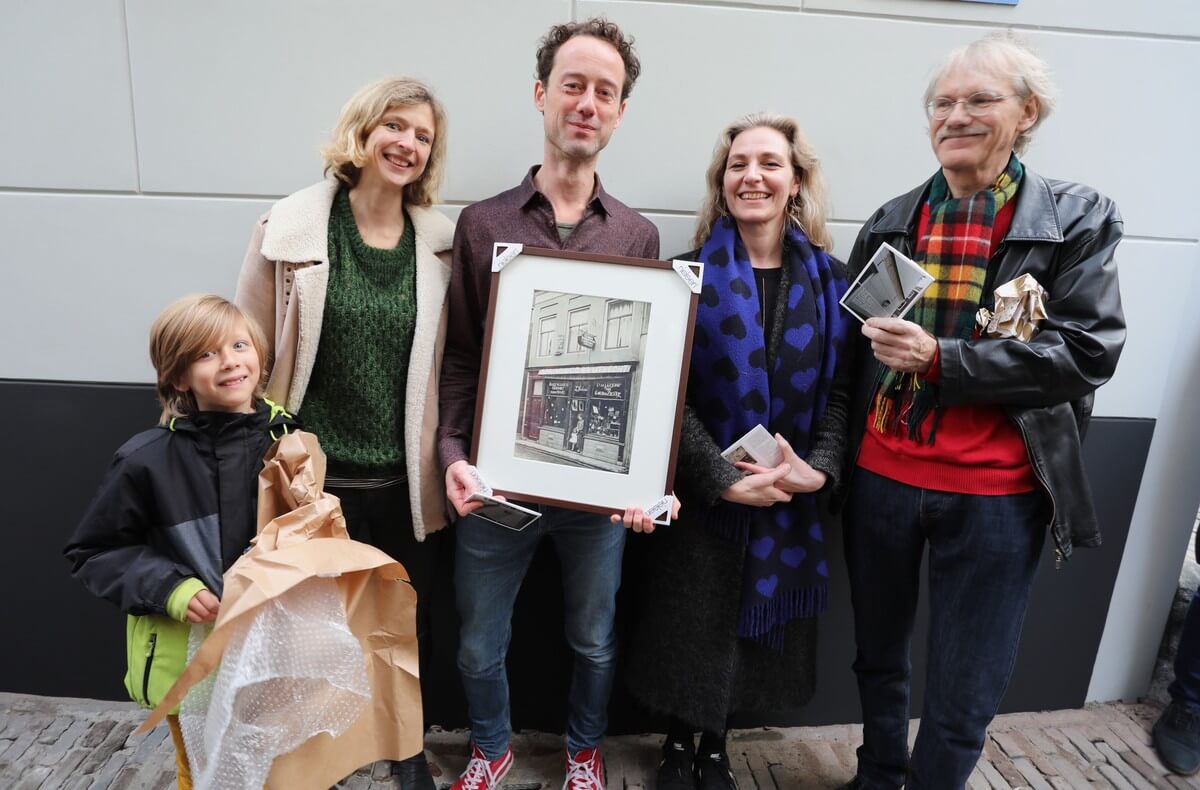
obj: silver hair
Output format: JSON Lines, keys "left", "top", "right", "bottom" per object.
{"left": 924, "top": 32, "right": 1057, "bottom": 156}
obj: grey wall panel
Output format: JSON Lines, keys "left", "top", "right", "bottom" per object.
{"left": 580, "top": 1, "right": 1199, "bottom": 242}
{"left": 584, "top": 0, "right": 937, "bottom": 221}
{"left": 1092, "top": 240, "right": 1197, "bottom": 420}
{"left": 1089, "top": 252, "right": 1200, "bottom": 701}
{"left": 0, "top": 0, "right": 138, "bottom": 191}
{"left": 125, "top": 0, "right": 566, "bottom": 198}
{"left": 643, "top": 213, "right": 695, "bottom": 259}
{"left": 802, "top": 0, "right": 1200, "bottom": 38}
{"left": 5, "top": 197, "right": 1186, "bottom": 410}
{"left": 0, "top": 193, "right": 271, "bottom": 382}
{"left": 828, "top": 222, "right": 864, "bottom": 259}
{"left": 1018, "top": 35, "right": 1200, "bottom": 243}
{"left": 0, "top": 382, "right": 159, "bottom": 703}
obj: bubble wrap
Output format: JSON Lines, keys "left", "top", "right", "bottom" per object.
{"left": 179, "top": 576, "right": 370, "bottom": 790}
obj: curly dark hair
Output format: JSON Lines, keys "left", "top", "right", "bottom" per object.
{"left": 535, "top": 17, "right": 641, "bottom": 101}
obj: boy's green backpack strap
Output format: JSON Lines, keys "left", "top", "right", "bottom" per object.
{"left": 263, "top": 397, "right": 298, "bottom": 441}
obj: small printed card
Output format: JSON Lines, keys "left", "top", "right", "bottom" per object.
{"left": 721, "top": 424, "right": 783, "bottom": 469}
{"left": 840, "top": 243, "right": 934, "bottom": 323}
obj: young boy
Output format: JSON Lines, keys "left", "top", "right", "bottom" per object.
{"left": 65, "top": 294, "right": 297, "bottom": 789}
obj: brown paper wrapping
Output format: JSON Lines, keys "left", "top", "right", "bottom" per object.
{"left": 138, "top": 431, "right": 422, "bottom": 788}
{"left": 975, "top": 273, "right": 1048, "bottom": 342}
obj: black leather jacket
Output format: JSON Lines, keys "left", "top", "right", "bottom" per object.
{"left": 833, "top": 167, "right": 1125, "bottom": 563}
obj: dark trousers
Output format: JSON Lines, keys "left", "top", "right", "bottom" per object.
{"left": 329, "top": 483, "right": 440, "bottom": 736}
{"left": 843, "top": 468, "right": 1047, "bottom": 790}
{"left": 1170, "top": 586, "right": 1200, "bottom": 709}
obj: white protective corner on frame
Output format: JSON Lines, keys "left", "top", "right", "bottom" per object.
{"left": 671, "top": 259, "right": 704, "bottom": 294}
{"left": 646, "top": 494, "right": 675, "bottom": 527}
{"left": 492, "top": 243, "right": 524, "bottom": 272}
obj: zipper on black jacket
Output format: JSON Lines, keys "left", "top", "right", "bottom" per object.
{"left": 987, "top": 243, "right": 1065, "bottom": 567}
{"left": 1010, "top": 413, "right": 1065, "bottom": 568}
{"left": 142, "top": 632, "right": 157, "bottom": 705}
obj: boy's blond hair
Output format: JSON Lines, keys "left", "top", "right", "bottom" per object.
{"left": 149, "top": 294, "right": 268, "bottom": 424}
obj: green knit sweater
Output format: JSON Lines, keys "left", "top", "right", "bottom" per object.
{"left": 300, "top": 187, "right": 416, "bottom": 478}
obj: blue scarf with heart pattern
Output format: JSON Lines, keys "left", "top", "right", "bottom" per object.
{"left": 690, "top": 217, "right": 849, "bottom": 648}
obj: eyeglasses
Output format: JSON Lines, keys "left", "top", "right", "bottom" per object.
{"left": 925, "top": 92, "right": 1018, "bottom": 120}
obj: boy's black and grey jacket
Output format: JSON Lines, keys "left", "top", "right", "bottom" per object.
{"left": 65, "top": 401, "right": 299, "bottom": 614}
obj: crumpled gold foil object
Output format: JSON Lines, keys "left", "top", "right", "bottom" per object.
{"left": 975, "top": 273, "right": 1048, "bottom": 342}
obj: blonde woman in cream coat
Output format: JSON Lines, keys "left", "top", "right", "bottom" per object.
{"left": 235, "top": 77, "right": 453, "bottom": 790}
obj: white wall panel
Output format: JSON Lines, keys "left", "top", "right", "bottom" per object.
{"left": 1018, "top": 35, "right": 1200, "bottom": 243}
{"left": 645, "top": 213, "right": 697, "bottom": 260}
{"left": 0, "top": 194, "right": 270, "bottom": 382}
{"left": 802, "top": 0, "right": 1200, "bottom": 39}
{"left": 0, "top": 0, "right": 138, "bottom": 191}
{"left": 1090, "top": 255, "right": 1200, "bottom": 701}
{"left": 125, "top": 0, "right": 566, "bottom": 199}
{"left": 652, "top": 0, "right": 802, "bottom": 8}
{"left": 580, "top": 2, "right": 1199, "bottom": 241}
{"left": 583, "top": 1, "right": 940, "bottom": 220}
{"left": 828, "top": 222, "right": 865, "bottom": 258}
{"left": 1092, "top": 240, "right": 1197, "bottom": 420}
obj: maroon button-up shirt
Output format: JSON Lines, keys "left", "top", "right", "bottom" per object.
{"left": 437, "top": 166, "right": 661, "bottom": 468}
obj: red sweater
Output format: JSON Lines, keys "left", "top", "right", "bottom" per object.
{"left": 856, "top": 199, "right": 1038, "bottom": 495}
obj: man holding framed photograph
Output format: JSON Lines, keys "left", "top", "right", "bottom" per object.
{"left": 436, "top": 17, "right": 661, "bottom": 790}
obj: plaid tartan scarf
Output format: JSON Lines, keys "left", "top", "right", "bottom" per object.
{"left": 872, "top": 155, "right": 1023, "bottom": 442}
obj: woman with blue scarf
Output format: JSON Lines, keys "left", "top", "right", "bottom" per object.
{"left": 625, "top": 114, "right": 850, "bottom": 790}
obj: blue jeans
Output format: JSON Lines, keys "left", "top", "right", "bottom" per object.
{"left": 844, "top": 469, "right": 1047, "bottom": 790}
{"left": 1170, "top": 586, "right": 1200, "bottom": 709}
{"left": 455, "top": 504, "right": 626, "bottom": 758}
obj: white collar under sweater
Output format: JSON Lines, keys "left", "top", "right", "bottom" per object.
{"left": 260, "top": 177, "right": 454, "bottom": 264}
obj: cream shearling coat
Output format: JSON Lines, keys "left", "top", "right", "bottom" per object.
{"left": 235, "top": 178, "right": 454, "bottom": 540}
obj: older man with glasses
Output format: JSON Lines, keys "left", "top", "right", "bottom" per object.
{"left": 828, "top": 33, "right": 1126, "bottom": 789}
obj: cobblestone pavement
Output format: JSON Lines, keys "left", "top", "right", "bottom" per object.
{"left": 1, "top": 692, "right": 1196, "bottom": 789}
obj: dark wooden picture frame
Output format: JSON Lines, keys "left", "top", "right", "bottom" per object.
{"left": 469, "top": 245, "right": 702, "bottom": 524}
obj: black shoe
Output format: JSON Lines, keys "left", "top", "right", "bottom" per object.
{"left": 656, "top": 738, "right": 697, "bottom": 790}
{"left": 395, "top": 753, "right": 437, "bottom": 790}
{"left": 1154, "top": 701, "right": 1200, "bottom": 776}
{"left": 693, "top": 750, "right": 737, "bottom": 790}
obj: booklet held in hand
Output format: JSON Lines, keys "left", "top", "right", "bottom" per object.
{"left": 721, "top": 424, "right": 784, "bottom": 469}
{"left": 466, "top": 492, "right": 542, "bottom": 532}
{"left": 840, "top": 243, "right": 934, "bottom": 323}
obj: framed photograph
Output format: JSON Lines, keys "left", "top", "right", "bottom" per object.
{"left": 470, "top": 244, "right": 703, "bottom": 522}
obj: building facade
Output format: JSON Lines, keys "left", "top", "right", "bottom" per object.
{"left": 517, "top": 291, "right": 651, "bottom": 473}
